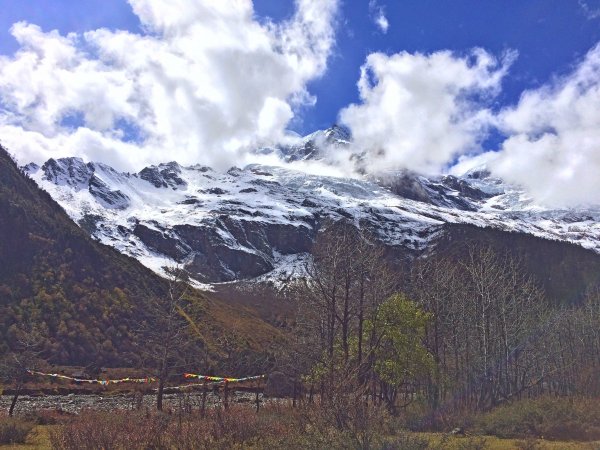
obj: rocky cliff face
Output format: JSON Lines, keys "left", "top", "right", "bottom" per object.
{"left": 41, "top": 157, "right": 131, "bottom": 209}
{"left": 23, "top": 127, "right": 600, "bottom": 294}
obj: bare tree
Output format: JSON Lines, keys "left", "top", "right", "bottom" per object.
{"left": 0, "top": 325, "right": 46, "bottom": 416}
{"left": 293, "top": 221, "right": 398, "bottom": 404}
{"left": 135, "top": 267, "right": 196, "bottom": 411}
{"left": 410, "top": 255, "right": 462, "bottom": 408}
{"left": 535, "top": 286, "right": 600, "bottom": 398}
{"left": 294, "top": 230, "right": 600, "bottom": 416}
{"left": 409, "top": 245, "right": 548, "bottom": 411}
{"left": 460, "top": 246, "right": 546, "bottom": 408}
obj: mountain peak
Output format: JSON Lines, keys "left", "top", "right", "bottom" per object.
{"left": 138, "top": 162, "right": 187, "bottom": 189}
{"left": 41, "top": 157, "right": 93, "bottom": 190}
{"left": 323, "top": 124, "right": 351, "bottom": 142}
{"left": 276, "top": 125, "right": 351, "bottom": 163}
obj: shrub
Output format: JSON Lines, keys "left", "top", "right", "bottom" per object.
{"left": 392, "top": 400, "right": 477, "bottom": 433}
{"left": 49, "top": 406, "right": 300, "bottom": 450}
{"left": 381, "top": 432, "right": 431, "bottom": 450}
{"left": 22, "top": 409, "right": 73, "bottom": 425}
{"left": 48, "top": 403, "right": 404, "bottom": 450}
{"left": 0, "top": 417, "right": 35, "bottom": 445}
{"left": 454, "top": 436, "right": 488, "bottom": 450}
{"left": 476, "top": 396, "right": 600, "bottom": 441}
{"left": 392, "top": 400, "right": 432, "bottom": 431}
{"left": 514, "top": 438, "right": 546, "bottom": 450}
{"left": 49, "top": 411, "right": 171, "bottom": 450}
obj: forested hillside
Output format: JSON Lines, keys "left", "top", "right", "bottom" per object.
{"left": 434, "top": 223, "right": 600, "bottom": 305}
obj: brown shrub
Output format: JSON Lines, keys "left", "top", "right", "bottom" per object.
{"left": 49, "top": 405, "right": 305, "bottom": 450}
{"left": 380, "top": 432, "right": 431, "bottom": 450}
{"left": 514, "top": 438, "right": 547, "bottom": 450}
{"left": 453, "top": 436, "right": 489, "bottom": 450}
{"left": 0, "top": 417, "right": 35, "bottom": 445}
{"left": 47, "top": 402, "right": 434, "bottom": 450}
{"left": 49, "top": 411, "right": 171, "bottom": 450}
{"left": 22, "top": 408, "right": 74, "bottom": 425}
{"left": 475, "top": 396, "right": 600, "bottom": 441}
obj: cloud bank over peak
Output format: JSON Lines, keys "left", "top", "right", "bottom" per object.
{"left": 339, "top": 48, "right": 516, "bottom": 175}
{"left": 337, "top": 42, "right": 600, "bottom": 208}
{"left": 0, "top": 0, "right": 339, "bottom": 171}
{"left": 491, "top": 43, "right": 600, "bottom": 207}
{"left": 1, "top": 1, "right": 600, "bottom": 208}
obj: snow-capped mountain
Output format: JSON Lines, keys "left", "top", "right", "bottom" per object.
{"left": 23, "top": 127, "right": 600, "bottom": 286}
{"left": 254, "top": 124, "right": 351, "bottom": 163}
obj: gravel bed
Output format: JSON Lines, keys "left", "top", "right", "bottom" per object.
{"left": 0, "top": 391, "right": 262, "bottom": 416}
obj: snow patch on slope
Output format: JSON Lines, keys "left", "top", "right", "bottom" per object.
{"left": 24, "top": 132, "right": 600, "bottom": 284}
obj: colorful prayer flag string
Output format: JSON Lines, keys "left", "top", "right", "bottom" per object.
{"left": 183, "top": 373, "right": 265, "bottom": 383}
{"left": 27, "top": 369, "right": 265, "bottom": 386}
{"left": 26, "top": 369, "right": 156, "bottom": 384}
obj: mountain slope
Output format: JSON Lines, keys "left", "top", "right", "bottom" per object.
{"left": 0, "top": 146, "right": 280, "bottom": 367}
{"left": 434, "top": 223, "right": 600, "bottom": 305}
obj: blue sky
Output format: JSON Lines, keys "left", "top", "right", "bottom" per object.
{"left": 2, "top": 0, "right": 599, "bottom": 135}
{"left": 261, "top": 0, "right": 600, "bottom": 134}
{"left": 1, "top": 1, "right": 600, "bottom": 206}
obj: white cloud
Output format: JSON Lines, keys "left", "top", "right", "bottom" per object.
{"left": 449, "top": 151, "right": 499, "bottom": 176}
{"left": 491, "top": 42, "right": 600, "bottom": 207}
{"left": 0, "top": 0, "right": 339, "bottom": 171}
{"left": 579, "top": 0, "right": 600, "bottom": 20}
{"left": 375, "top": 13, "right": 389, "bottom": 34}
{"left": 369, "top": 0, "right": 389, "bottom": 33}
{"left": 339, "top": 48, "right": 516, "bottom": 174}
{"left": 4, "top": 0, "right": 600, "bottom": 209}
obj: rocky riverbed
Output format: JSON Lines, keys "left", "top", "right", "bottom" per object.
{"left": 0, "top": 390, "right": 263, "bottom": 416}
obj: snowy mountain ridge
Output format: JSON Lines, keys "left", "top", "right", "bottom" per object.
{"left": 23, "top": 127, "right": 600, "bottom": 285}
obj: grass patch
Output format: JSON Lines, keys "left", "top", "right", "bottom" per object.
{"left": 475, "top": 396, "right": 600, "bottom": 441}
{"left": 0, "top": 418, "right": 35, "bottom": 445}
{"left": 414, "top": 432, "right": 599, "bottom": 449}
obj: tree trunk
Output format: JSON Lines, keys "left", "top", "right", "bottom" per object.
{"left": 255, "top": 384, "right": 260, "bottom": 412}
{"left": 9, "top": 386, "right": 21, "bottom": 417}
{"left": 157, "top": 378, "right": 165, "bottom": 411}
{"left": 357, "top": 281, "right": 365, "bottom": 366}
{"left": 292, "top": 382, "right": 297, "bottom": 407}
{"left": 201, "top": 382, "right": 207, "bottom": 416}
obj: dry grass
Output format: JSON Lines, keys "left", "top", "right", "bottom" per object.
{"left": 3, "top": 397, "right": 600, "bottom": 449}
{"left": 1, "top": 403, "right": 596, "bottom": 450}
{"left": 415, "top": 432, "right": 600, "bottom": 449}
{"left": 1, "top": 426, "right": 599, "bottom": 449}
{"left": 0, "top": 425, "right": 53, "bottom": 450}
{"left": 202, "top": 294, "right": 286, "bottom": 351}
{"left": 475, "top": 397, "right": 600, "bottom": 441}
{"left": 0, "top": 419, "right": 35, "bottom": 446}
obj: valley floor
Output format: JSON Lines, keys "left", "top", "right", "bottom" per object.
{"left": 2, "top": 427, "right": 599, "bottom": 450}
{"left": 414, "top": 433, "right": 600, "bottom": 449}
